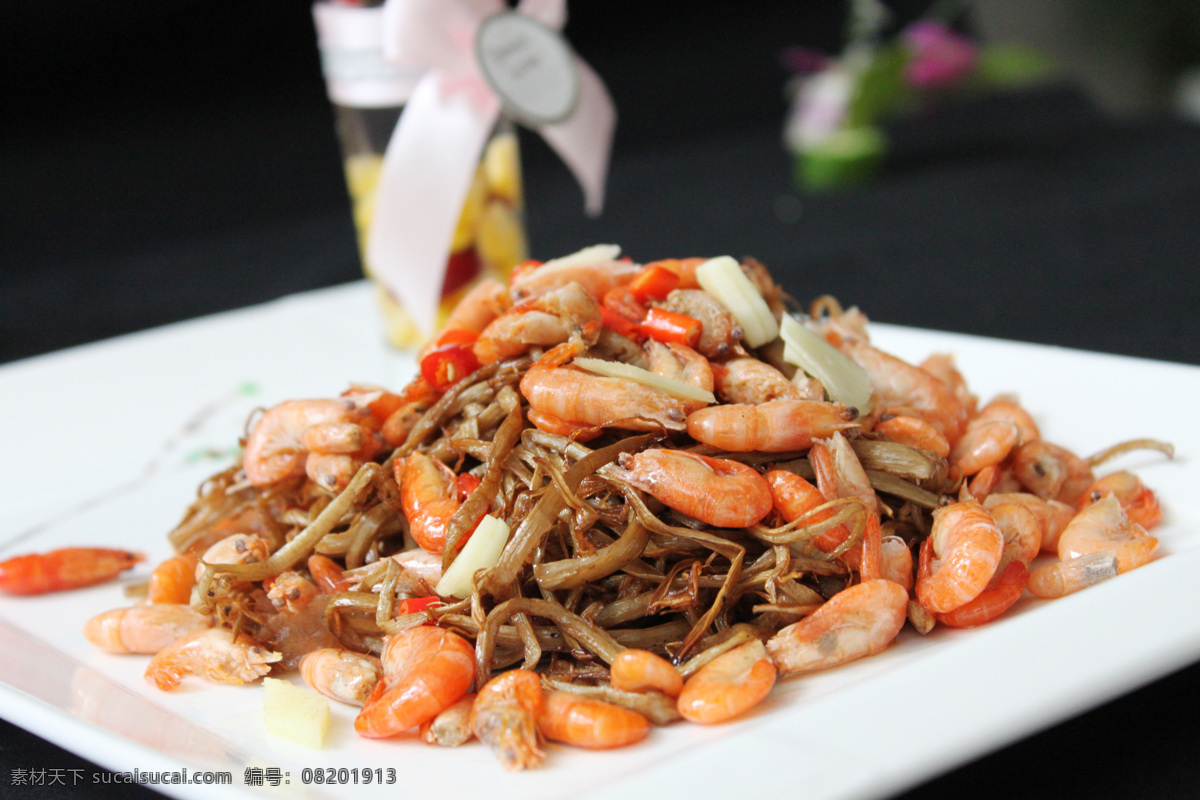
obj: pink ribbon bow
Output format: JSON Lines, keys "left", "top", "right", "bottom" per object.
{"left": 367, "top": 0, "right": 616, "bottom": 335}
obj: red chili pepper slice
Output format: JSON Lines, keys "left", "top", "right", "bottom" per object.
{"left": 639, "top": 307, "right": 703, "bottom": 348}
{"left": 395, "top": 596, "right": 443, "bottom": 616}
{"left": 456, "top": 472, "right": 482, "bottom": 501}
{"left": 627, "top": 263, "right": 681, "bottom": 302}
{"left": 600, "top": 287, "right": 648, "bottom": 341}
{"left": 420, "top": 340, "right": 481, "bottom": 392}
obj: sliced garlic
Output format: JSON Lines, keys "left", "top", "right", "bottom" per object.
{"left": 435, "top": 515, "right": 512, "bottom": 599}
{"left": 573, "top": 357, "right": 716, "bottom": 404}
{"left": 779, "top": 314, "right": 873, "bottom": 414}
{"left": 694, "top": 256, "right": 779, "bottom": 348}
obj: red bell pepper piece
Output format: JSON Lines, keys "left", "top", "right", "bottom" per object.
{"left": 627, "top": 263, "right": 680, "bottom": 302}
{"left": 640, "top": 307, "right": 703, "bottom": 349}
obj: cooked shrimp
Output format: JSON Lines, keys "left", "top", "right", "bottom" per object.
{"left": 765, "top": 579, "right": 907, "bottom": 676}
{"left": 538, "top": 691, "right": 650, "bottom": 749}
{"left": 609, "top": 649, "right": 683, "bottom": 697}
{"left": 471, "top": 669, "right": 545, "bottom": 771}
{"left": 972, "top": 396, "right": 1040, "bottom": 446}
{"left": 420, "top": 693, "right": 476, "bottom": 746}
{"left": 840, "top": 339, "right": 968, "bottom": 443}
{"left": 0, "top": 547, "right": 143, "bottom": 596}
{"left": 660, "top": 289, "right": 743, "bottom": 359}
{"left": 299, "top": 648, "right": 383, "bottom": 706}
{"left": 440, "top": 278, "right": 510, "bottom": 338}
{"left": 984, "top": 492, "right": 1076, "bottom": 554}
{"left": 986, "top": 499, "right": 1043, "bottom": 567}
{"left": 950, "top": 419, "right": 1019, "bottom": 478}
{"left": 686, "top": 399, "right": 858, "bottom": 453}
{"left": 711, "top": 357, "right": 802, "bottom": 405}
{"left": 307, "top": 553, "right": 354, "bottom": 594}
{"left": 1056, "top": 495, "right": 1158, "bottom": 573}
{"left": 509, "top": 255, "right": 640, "bottom": 301}
{"left": 521, "top": 351, "right": 692, "bottom": 433}
{"left": 242, "top": 398, "right": 373, "bottom": 488}
{"left": 84, "top": 605, "right": 212, "bottom": 654}
{"left": 355, "top": 626, "right": 475, "bottom": 738}
{"left": 766, "top": 469, "right": 850, "bottom": 554}
{"left": 880, "top": 534, "right": 914, "bottom": 591}
{"left": 875, "top": 415, "right": 950, "bottom": 458}
{"left": 1028, "top": 551, "right": 1119, "bottom": 599}
{"left": 644, "top": 340, "right": 714, "bottom": 403}
{"left": 266, "top": 570, "right": 320, "bottom": 613}
{"left": 1078, "top": 471, "right": 1162, "bottom": 530}
{"left": 935, "top": 560, "right": 1029, "bottom": 629}
{"left": 617, "top": 448, "right": 773, "bottom": 528}
{"left": 810, "top": 431, "right": 878, "bottom": 514}
{"left": 1011, "top": 440, "right": 1095, "bottom": 506}
{"left": 398, "top": 452, "right": 469, "bottom": 554}
{"left": 145, "top": 628, "right": 281, "bottom": 691}
{"left": 915, "top": 500, "right": 1004, "bottom": 614}
{"left": 918, "top": 352, "right": 978, "bottom": 418}
{"left": 195, "top": 534, "right": 270, "bottom": 582}
{"left": 146, "top": 552, "right": 198, "bottom": 604}
{"left": 474, "top": 281, "right": 601, "bottom": 364}
{"left": 677, "top": 640, "right": 777, "bottom": 724}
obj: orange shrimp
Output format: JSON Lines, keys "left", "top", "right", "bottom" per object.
{"left": 950, "top": 419, "right": 1020, "bottom": 478}
{"left": 841, "top": 339, "right": 968, "bottom": 444}
{"left": 880, "top": 534, "right": 914, "bottom": 591}
{"left": 875, "top": 415, "right": 951, "bottom": 458}
{"left": 146, "top": 552, "right": 198, "bottom": 604}
{"left": 0, "top": 547, "right": 143, "bottom": 596}
{"left": 765, "top": 579, "right": 908, "bottom": 676}
{"left": 984, "top": 492, "right": 1076, "bottom": 554}
{"left": 307, "top": 553, "right": 354, "bottom": 594}
{"left": 644, "top": 340, "right": 714, "bottom": 409}
{"left": 676, "top": 640, "right": 777, "bottom": 724}
{"left": 609, "top": 649, "right": 684, "bottom": 697}
{"left": 355, "top": 626, "right": 475, "bottom": 738}
{"left": 299, "top": 648, "right": 383, "bottom": 706}
{"left": 509, "top": 252, "right": 640, "bottom": 301}
{"left": 266, "top": 570, "right": 320, "bottom": 613}
{"left": 242, "top": 398, "right": 376, "bottom": 489}
{"left": 617, "top": 448, "right": 773, "bottom": 528}
{"left": 685, "top": 399, "right": 858, "bottom": 453}
{"left": 538, "top": 691, "right": 650, "bottom": 749}
{"left": 84, "top": 605, "right": 212, "bottom": 654}
{"left": 520, "top": 347, "right": 693, "bottom": 434}
{"left": 397, "top": 452, "right": 480, "bottom": 554}
{"left": 471, "top": 669, "right": 545, "bottom": 771}
{"left": 935, "top": 560, "right": 1029, "bottom": 629}
{"left": 1056, "top": 495, "right": 1158, "bottom": 573}
{"left": 1028, "top": 551, "right": 1119, "bottom": 599}
{"left": 145, "top": 628, "right": 281, "bottom": 691}
{"left": 972, "top": 396, "right": 1040, "bottom": 446}
{"left": 1011, "top": 440, "right": 1094, "bottom": 506}
{"left": 914, "top": 500, "right": 1004, "bottom": 614}
{"left": 474, "top": 281, "right": 602, "bottom": 364}
{"left": 660, "top": 288, "right": 744, "bottom": 359}
{"left": 420, "top": 693, "right": 476, "bottom": 746}
{"left": 711, "top": 358, "right": 802, "bottom": 405}
{"left": 766, "top": 469, "right": 852, "bottom": 555}
{"left": 918, "top": 352, "right": 978, "bottom": 419}
{"left": 986, "top": 499, "right": 1043, "bottom": 567}
{"left": 437, "top": 278, "right": 510, "bottom": 340}
{"left": 810, "top": 431, "right": 878, "bottom": 515}
{"left": 195, "top": 534, "right": 271, "bottom": 583}
{"left": 1077, "top": 471, "right": 1162, "bottom": 530}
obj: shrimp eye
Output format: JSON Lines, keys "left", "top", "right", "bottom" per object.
{"left": 845, "top": 407, "right": 860, "bottom": 421}
{"left": 235, "top": 539, "right": 247, "bottom": 553}
{"left": 1033, "top": 463, "right": 1047, "bottom": 477}
{"left": 1090, "top": 490, "right": 1102, "bottom": 502}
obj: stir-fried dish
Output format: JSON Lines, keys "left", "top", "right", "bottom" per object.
{"left": 2, "top": 245, "right": 1173, "bottom": 768}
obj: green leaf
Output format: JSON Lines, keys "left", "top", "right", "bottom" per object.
{"left": 975, "top": 45, "right": 1056, "bottom": 88}
{"left": 846, "top": 44, "right": 912, "bottom": 127}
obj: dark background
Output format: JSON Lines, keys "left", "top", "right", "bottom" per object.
{"left": 4, "top": 1, "right": 1200, "bottom": 798}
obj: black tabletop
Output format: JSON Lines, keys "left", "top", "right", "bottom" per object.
{"left": 4, "top": 2, "right": 1200, "bottom": 798}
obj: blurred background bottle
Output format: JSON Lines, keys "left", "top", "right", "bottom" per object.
{"left": 314, "top": 0, "right": 528, "bottom": 349}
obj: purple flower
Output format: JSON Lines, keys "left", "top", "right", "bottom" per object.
{"left": 903, "top": 21, "right": 978, "bottom": 89}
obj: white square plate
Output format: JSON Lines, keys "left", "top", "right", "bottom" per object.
{"left": 1, "top": 282, "right": 1196, "bottom": 800}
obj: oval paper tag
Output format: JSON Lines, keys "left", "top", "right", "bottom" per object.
{"left": 475, "top": 11, "right": 579, "bottom": 125}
